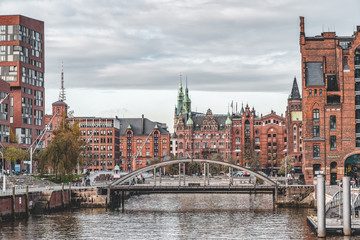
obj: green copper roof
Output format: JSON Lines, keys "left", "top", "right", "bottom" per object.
{"left": 114, "top": 165, "right": 120, "bottom": 171}
{"left": 127, "top": 124, "right": 132, "bottom": 129}
{"left": 154, "top": 123, "right": 159, "bottom": 129}
{"left": 225, "top": 112, "right": 232, "bottom": 125}
{"left": 186, "top": 112, "right": 193, "bottom": 125}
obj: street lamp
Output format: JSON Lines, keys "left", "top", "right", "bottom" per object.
{"left": 0, "top": 151, "right": 5, "bottom": 192}
{"left": 336, "top": 179, "right": 341, "bottom": 219}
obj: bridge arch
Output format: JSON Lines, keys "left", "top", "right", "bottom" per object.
{"left": 110, "top": 159, "right": 277, "bottom": 186}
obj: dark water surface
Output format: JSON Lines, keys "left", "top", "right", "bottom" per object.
{"left": 0, "top": 194, "right": 355, "bottom": 239}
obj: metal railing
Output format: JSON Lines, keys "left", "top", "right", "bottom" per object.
{"left": 352, "top": 192, "right": 360, "bottom": 215}
{"left": 326, "top": 190, "right": 342, "bottom": 213}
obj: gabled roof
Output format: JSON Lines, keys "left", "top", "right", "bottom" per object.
{"left": 119, "top": 118, "right": 169, "bottom": 135}
{"left": 290, "top": 77, "right": 301, "bottom": 99}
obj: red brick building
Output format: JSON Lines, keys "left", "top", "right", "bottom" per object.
{"left": 119, "top": 115, "right": 171, "bottom": 172}
{"left": 0, "top": 15, "right": 45, "bottom": 147}
{"left": 299, "top": 17, "right": 360, "bottom": 184}
{"left": 70, "top": 117, "right": 121, "bottom": 172}
{"left": 285, "top": 77, "right": 303, "bottom": 173}
{"left": 173, "top": 80, "right": 287, "bottom": 173}
{"left": 0, "top": 78, "right": 10, "bottom": 144}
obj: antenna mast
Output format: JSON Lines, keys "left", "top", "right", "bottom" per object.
{"left": 59, "top": 62, "right": 66, "bottom": 101}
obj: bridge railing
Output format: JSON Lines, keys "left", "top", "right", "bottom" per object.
{"left": 351, "top": 192, "right": 360, "bottom": 215}
{"left": 325, "top": 190, "right": 342, "bottom": 214}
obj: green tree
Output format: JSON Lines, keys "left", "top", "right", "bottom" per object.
{"left": 165, "top": 164, "right": 178, "bottom": 175}
{"left": 209, "top": 153, "right": 222, "bottom": 175}
{"left": 5, "top": 147, "right": 29, "bottom": 173}
{"left": 245, "top": 148, "right": 260, "bottom": 171}
{"left": 278, "top": 156, "right": 294, "bottom": 175}
{"left": 189, "top": 162, "right": 201, "bottom": 175}
{"left": 39, "top": 116, "right": 84, "bottom": 181}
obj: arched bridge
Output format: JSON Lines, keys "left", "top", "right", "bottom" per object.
{"left": 109, "top": 158, "right": 277, "bottom": 186}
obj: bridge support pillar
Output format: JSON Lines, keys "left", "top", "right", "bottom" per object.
{"left": 121, "top": 190, "right": 125, "bottom": 213}
{"left": 183, "top": 163, "right": 186, "bottom": 186}
{"left": 207, "top": 163, "right": 210, "bottom": 185}
{"left": 179, "top": 163, "right": 181, "bottom": 186}
{"left": 154, "top": 168, "right": 156, "bottom": 186}
{"left": 343, "top": 176, "right": 351, "bottom": 236}
{"left": 160, "top": 167, "right": 162, "bottom": 184}
{"left": 317, "top": 174, "right": 326, "bottom": 238}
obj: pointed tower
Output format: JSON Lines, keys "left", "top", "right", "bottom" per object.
{"left": 59, "top": 62, "right": 66, "bottom": 102}
{"left": 240, "top": 102, "right": 245, "bottom": 115}
{"left": 183, "top": 77, "right": 192, "bottom": 114}
{"left": 290, "top": 77, "right": 301, "bottom": 99}
{"left": 286, "top": 76, "right": 302, "bottom": 177}
{"left": 52, "top": 63, "right": 68, "bottom": 117}
{"left": 176, "top": 73, "right": 184, "bottom": 115}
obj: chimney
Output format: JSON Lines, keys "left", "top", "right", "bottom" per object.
{"left": 300, "top": 16, "right": 305, "bottom": 35}
{"left": 141, "top": 114, "right": 144, "bottom": 135}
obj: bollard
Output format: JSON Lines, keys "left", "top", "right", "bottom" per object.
{"left": 25, "top": 186, "right": 29, "bottom": 217}
{"left": 343, "top": 176, "right": 351, "bottom": 236}
{"left": 317, "top": 175, "right": 326, "bottom": 238}
{"left": 61, "top": 183, "right": 65, "bottom": 208}
{"left": 68, "top": 183, "right": 72, "bottom": 207}
{"left": 11, "top": 186, "right": 15, "bottom": 220}
{"left": 107, "top": 188, "right": 110, "bottom": 210}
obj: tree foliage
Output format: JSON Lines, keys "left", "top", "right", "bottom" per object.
{"left": 245, "top": 148, "right": 260, "bottom": 171}
{"left": 278, "top": 156, "right": 294, "bottom": 175}
{"left": 5, "top": 147, "right": 29, "bottom": 162}
{"left": 4, "top": 147, "right": 29, "bottom": 172}
{"left": 39, "top": 116, "right": 84, "bottom": 180}
{"left": 189, "top": 162, "right": 201, "bottom": 175}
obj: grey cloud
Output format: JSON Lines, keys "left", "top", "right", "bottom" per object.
{"left": 0, "top": 0, "right": 359, "bottom": 93}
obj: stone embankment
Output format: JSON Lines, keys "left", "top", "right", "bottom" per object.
{"left": 276, "top": 186, "right": 315, "bottom": 208}
{"left": 0, "top": 185, "right": 71, "bottom": 221}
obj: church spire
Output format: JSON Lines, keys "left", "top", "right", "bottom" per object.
{"left": 58, "top": 62, "right": 66, "bottom": 102}
{"left": 183, "top": 76, "right": 191, "bottom": 114}
{"left": 290, "top": 76, "right": 301, "bottom": 99}
{"left": 176, "top": 73, "right": 184, "bottom": 115}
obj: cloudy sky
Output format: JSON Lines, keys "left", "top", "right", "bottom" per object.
{"left": 1, "top": 0, "right": 360, "bottom": 131}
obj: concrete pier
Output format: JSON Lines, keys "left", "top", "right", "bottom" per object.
{"left": 343, "top": 176, "right": 351, "bottom": 236}
{"left": 317, "top": 174, "right": 326, "bottom": 238}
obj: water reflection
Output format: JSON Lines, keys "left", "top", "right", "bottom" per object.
{"left": 0, "top": 194, "right": 356, "bottom": 239}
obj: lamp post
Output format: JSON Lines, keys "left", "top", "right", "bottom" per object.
{"left": 336, "top": 179, "right": 341, "bottom": 219}
{"left": 0, "top": 151, "right": 5, "bottom": 192}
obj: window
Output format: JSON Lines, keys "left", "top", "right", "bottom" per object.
{"left": 313, "top": 126, "right": 320, "bottom": 137}
{"left": 313, "top": 109, "right": 319, "bottom": 121}
{"left": 314, "top": 89, "right": 317, "bottom": 96}
{"left": 330, "top": 136, "right": 336, "bottom": 150}
{"left": 313, "top": 145, "right": 320, "bottom": 158}
{"left": 330, "top": 116, "right": 336, "bottom": 130}
{"left": 309, "top": 89, "right": 312, "bottom": 96}
{"left": 319, "top": 89, "right": 322, "bottom": 96}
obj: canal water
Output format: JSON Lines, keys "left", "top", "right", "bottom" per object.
{"left": 0, "top": 194, "right": 354, "bottom": 239}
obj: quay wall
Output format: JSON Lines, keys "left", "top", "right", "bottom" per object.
{"left": 0, "top": 188, "right": 71, "bottom": 221}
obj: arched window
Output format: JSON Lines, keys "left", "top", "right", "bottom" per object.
{"left": 313, "top": 109, "right": 320, "bottom": 121}
{"left": 179, "top": 142, "right": 183, "bottom": 149}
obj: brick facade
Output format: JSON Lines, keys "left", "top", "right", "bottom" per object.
{"left": 173, "top": 80, "right": 287, "bottom": 173}
{"left": 299, "top": 17, "right": 360, "bottom": 184}
{"left": 0, "top": 15, "right": 45, "bottom": 146}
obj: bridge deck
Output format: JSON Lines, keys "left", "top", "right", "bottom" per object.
{"left": 111, "top": 185, "right": 278, "bottom": 194}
